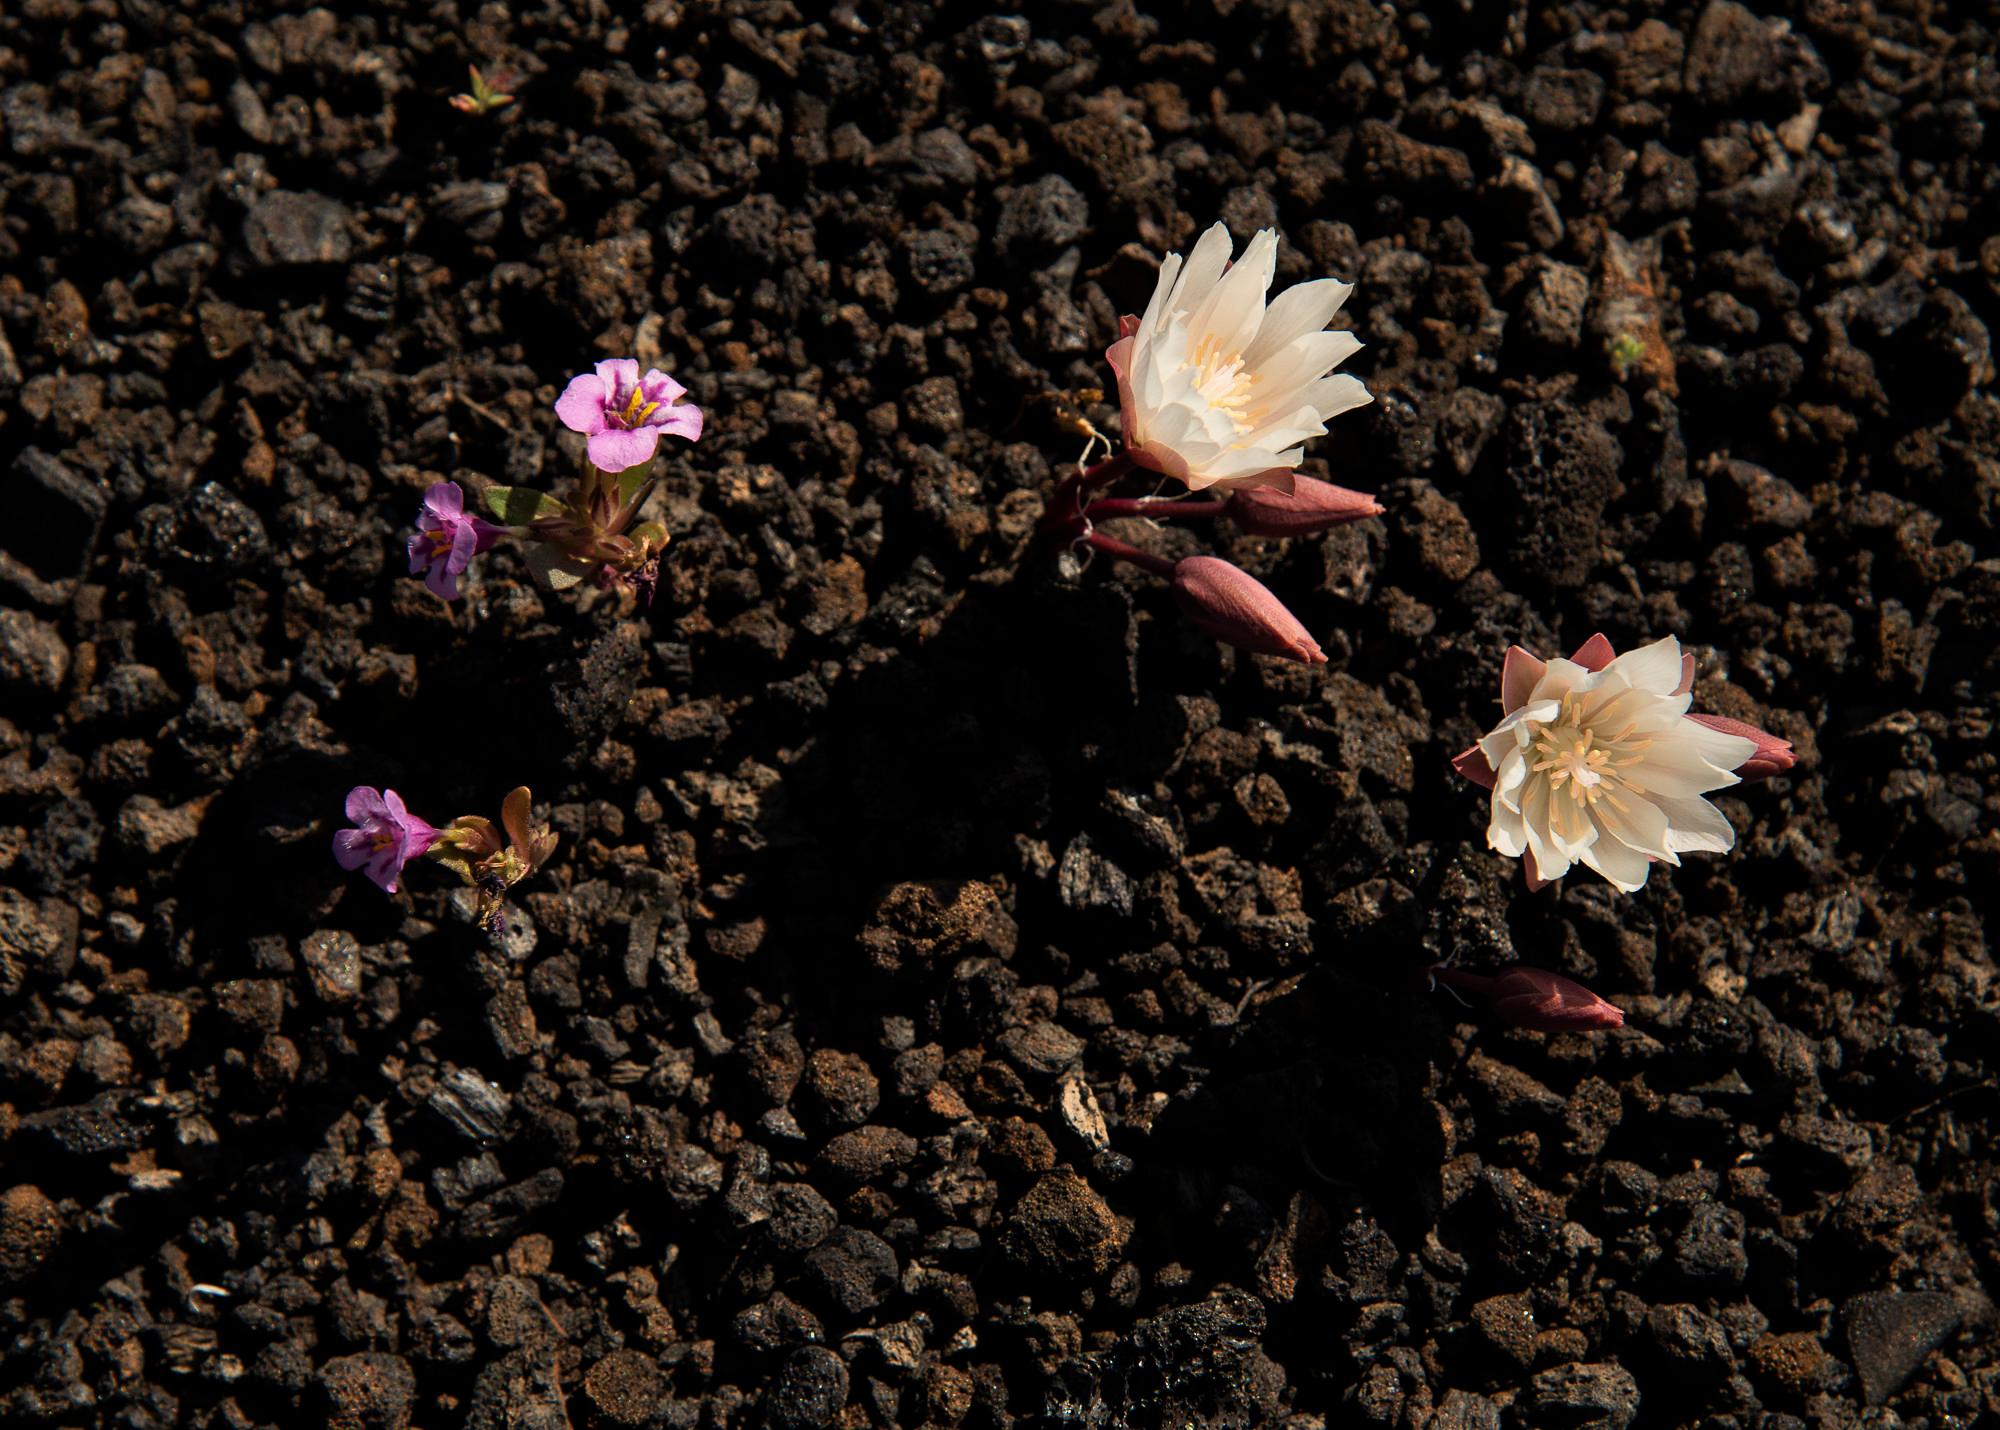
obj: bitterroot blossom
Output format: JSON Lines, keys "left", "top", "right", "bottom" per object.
{"left": 409, "top": 482, "right": 504, "bottom": 600}
{"left": 334, "top": 785, "right": 557, "bottom": 929}
{"left": 1107, "top": 222, "right": 1372, "bottom": 493}
{"left": 1429, "top": 964, "right": 1625, "bottom": 1032}
{"left": 407, "top": 360, "right": 703, "bottom": 604}
{"left": 1035, "top": 223, "right": 1377, "bottom": 661}
{"left": 332, "top": 787, "right": 440, "bottom": 894}
{"left": 1451, "top": 634, "right": 1795, "bottom": 892}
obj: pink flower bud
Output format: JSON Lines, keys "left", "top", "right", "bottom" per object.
{"left": 1223, "top": 475, "right": 1383, "bottom": 537}
{"left": 1431, "top": 964, "right": 1624, "bottom": 1031}
{"left": 1686, "top": 712, "right": 1797, "bottom": 780}
{"left": 1171, "top": 556, "right": 1326, "bottom": 664}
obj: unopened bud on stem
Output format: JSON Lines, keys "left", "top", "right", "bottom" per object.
{"left": 1224, "top": 475, "right": 1382, "bottom": 537}
{"left": 1171, "top": 556, "right": 1326, "bottom": 664}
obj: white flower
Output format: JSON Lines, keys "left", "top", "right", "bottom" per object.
{"left": 1105, "top": 223, "right": 1371, "bottom": 494}
{"left": 1473, "top": 636, "right": 1759, "bottom": 892}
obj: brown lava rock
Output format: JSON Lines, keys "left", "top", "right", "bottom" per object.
{"left": 582, "top": 1349, "right": 665, "bottom": 1427}
{"left": 0, "top": 1186, "right": 61, "bottom": 1284}
{"left": 317, "top": 1351, "right": 417, "bottom": 1430}
{"left": 1002, "top": 1168, "right": 1125, "bottom": 1278}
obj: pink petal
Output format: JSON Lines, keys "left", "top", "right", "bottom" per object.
{"left": 408, "top": 531, "right": 432, "bottom": 574}
{"left": 1451, "top": 745, "right": 1497, "bottom": 789}
{"left": 365, "top": 848, "right": 403, "bottom": 894}
{"left": 554, "top": 373, "right": 611, "bottom": 433}
{"left": 1117, "top": 313, "right": 1141, "bottom": 340}
{"left": 345, "top": 786, "right": 389, "bottom": 823}
{"left": 424, "top": 560, "right": 462, "bottom": 600}
{"left": 1674, "top": 653, "right": 1696, "bottom": 697}
{"left": 1570, "top": 633, "right": 1616, "bottom": 671}
{"left": 639, "top": 369, "right": 687, "bottom": 406}
{"left": 594, "top": 358, "right": 640, "bottom": 398}
{"left": 587, "top": 426, "right": 663, "bottom": 472}
{"left": 1500, "top": 645, "right": 1548, "bottom": 713}
{"left": 649, "top": 402, "right": 703, "bottom": 443}
{"left": 424, "top": 481, "right": 462, "bottom": 519}
{"left": 332, "top": 828, "right": 374, "bottom": 869}
{"left": 1523, "top": 849, "right": 1551, "bottom": 893}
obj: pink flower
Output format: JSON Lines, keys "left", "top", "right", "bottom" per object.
{"left": 1431, "top": 964, "right": 1625, "bottom": 1032}
{"left": 1171, "top": 555, "right": 1326, "bottom": 664}
{"left": 408, "top": 482, "right": 503, "bottom": 601}
{"left": 332, "top": 787, "right": 440, "bottom": 894}
{"left": 554, "top": 359, "right": 703, "bottom": 472}
{"left": 1223, "top": 474, "right": 1383, "bottom": 537}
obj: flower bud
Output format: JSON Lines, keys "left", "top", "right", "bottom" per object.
{"left": 1223, "top": 475, "right": 1383, "bottom": 537}
{"left": 1171, "top": 556, "right": 1326, "bottom": 664}
{"left": 1686, "top": 713, "right": 1796, "bottom": 781}
{"left": 1431, "top": 964, "right": 1624, "bottom": 1031}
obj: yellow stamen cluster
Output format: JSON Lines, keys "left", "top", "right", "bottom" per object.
{"left": 1188, "top": 332, "right": 1264, "bottom": 432}
{"left": 1526, "top": 697, "right": 1650, "bottom": 810}
{"left": 614, "top": 384, "right": 660, "bottom": 429}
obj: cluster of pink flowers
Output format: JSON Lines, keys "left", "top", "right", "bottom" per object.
{"left": 405, "top": 359, "right": 703, "bottom": 604}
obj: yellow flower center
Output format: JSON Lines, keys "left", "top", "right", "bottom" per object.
{"left": 611, "top": 384, "right": 660, "bottom": 430}
{"left": 1529, "top": 698, "right": 1652, "bottom": 809}
{"left": 1187, "top": 332, "right": 1266, "bottom": 437}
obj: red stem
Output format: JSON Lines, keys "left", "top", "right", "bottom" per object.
{"left": 1083, "top": 530, "right": 1178, "bottom": 578}
{"left": 1085, "top": 496, "right": 1229, "bottom": 522}
{"left": 1038, "top": 452, "right": 1138, "bottom": 546}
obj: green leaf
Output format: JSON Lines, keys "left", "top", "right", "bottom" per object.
{"left": 617, "top": 467, "right": 654, "bottom": 511}
{"left": 525, "top": 541, "right": 596, "bottom": 591}
{"left": 483, "top": 486, "right": 566, "bottom": 524}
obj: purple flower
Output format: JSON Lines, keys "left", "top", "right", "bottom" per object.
{"left": 407, "top": 482, "right": 502, "bottom": 600}
{"left": 332, "top": 786, "right": 440, "bottom": 894}
{"left": 554, "top": 359, "right": 704, "bottom": 472}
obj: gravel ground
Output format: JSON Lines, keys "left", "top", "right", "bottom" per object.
{"left": 2, "top": 2, "right": 1997, "bottom": 1427}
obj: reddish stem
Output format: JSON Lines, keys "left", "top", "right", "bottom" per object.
{"left": 1084, "top": 496, "right": 1229, "bottom": 522}
{"left": 1083, "top": 530, "right": 1178, "bottom": 578}
{"left": 1038, "top": 451, "right": 1138, "bottom": 546}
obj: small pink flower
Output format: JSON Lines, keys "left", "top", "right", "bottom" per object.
{"left": 408, "top": 482, "right": 503, "bottom": 601}
{"left": 332, "top": 787, "right": 440, "bottom": 894}
{"left": 555, "top": 359, "right": 703, "bottom": 472}
{"left": 1431, "top": 964, "right": 1625, "bottom": 1032}
{"left": 1223, "top": 475, "right": 1382, "bottom": 537}
{"left": 1171, "top": 555, "right": 1326, "bottom": 664}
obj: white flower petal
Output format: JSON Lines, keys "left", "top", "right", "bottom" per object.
{"left": 1167, "top": 223, "right": 1234, "bottom": 319}
{"left": 1243, "top": 279, "right": 1353, "bottom": 368}
{"left": 1601, "top": 636, "right": 1685, "bottom": 696}
{"left": 1580, "top": 834, "right": 1652, "bottom": 891}
{"left": 1188, "top": 229, "right": 1277, "bottom": 358}
{"left": 1595, "top": 790, "right": 1676, "bottom": 861}
{"left": 1489, "top": 791, "right": 1527, "bottom": 857}
{"left": 1654, "top": 794, "right": 1738, "bottom": 854}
